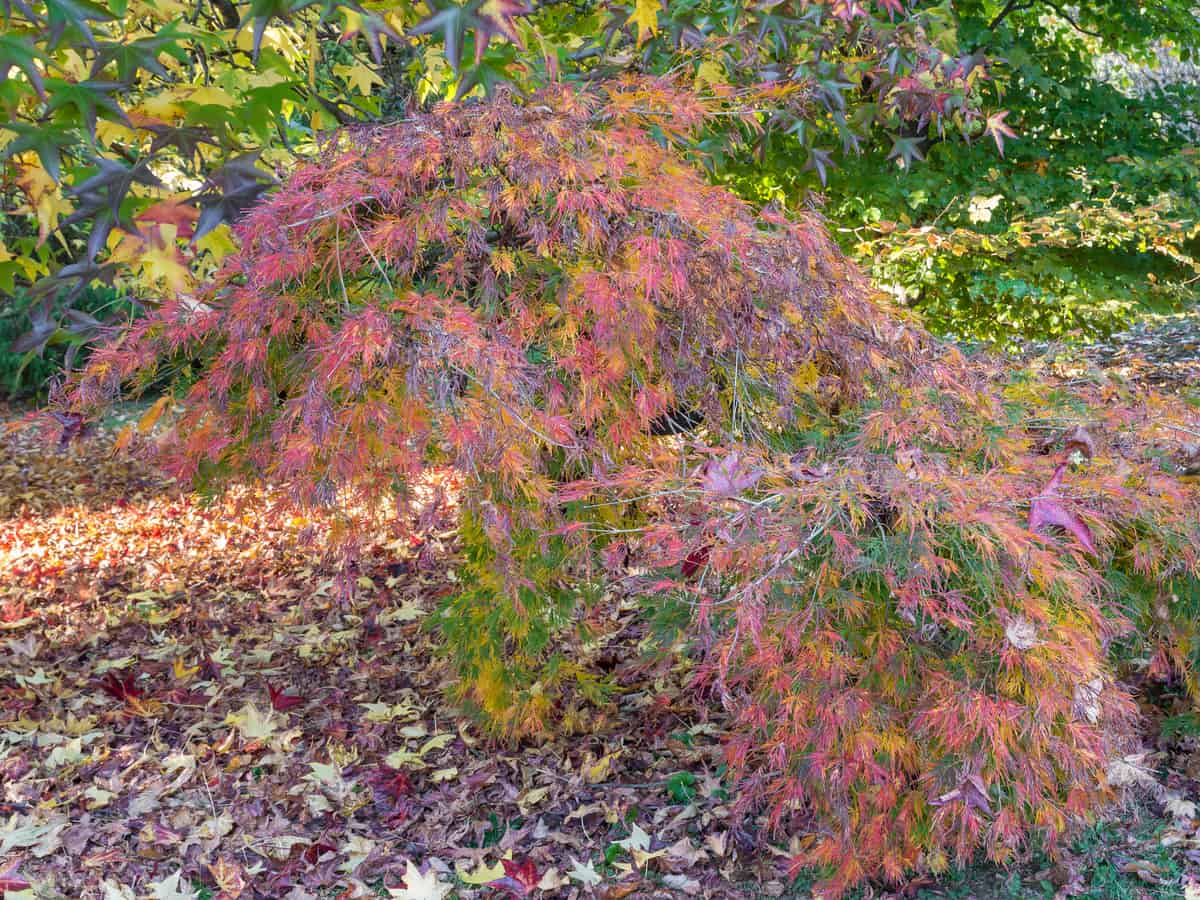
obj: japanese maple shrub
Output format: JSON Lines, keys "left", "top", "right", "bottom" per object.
{"left": 65, "top": 79, "right": 1200, "bottom": 894}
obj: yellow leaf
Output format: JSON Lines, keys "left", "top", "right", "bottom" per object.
{"left": 138, "top": 395, "right": 171, "bottom": 433}
{"left": 35, "top": 191, "right": 73, "bottom": 246}
{"left": 133, "top": 225, "right": 192, "bottom": 292}
{"left": 235, "top": 23, "right": 305, "bottom": 61}
{"left": 631, "top": 0, "right": 660, "bottom": 45}
{"left": 340, "top": 7, "right": 363, "bottom": 37}
{"left": 172, "top": 657, "right": 199, "bottom": 681}
{"left": 195, "top": 223, "right": 238, "bottom": 263}
{"left": 133, "top": 91, "right": 187, "bottom": 122}
{"left": 695, "top": 59, "right": 725, "bottom": 87}
{"left": 334, "top": 62, "right": 383, "bottom": 95}
{"left": 583, "top": 750, "right": 621, "bottom": 784}
{"left": 186, "top": 85, "right": 236, "bottom": 108}
{"left": 17, "top": 164, "right": 69, "bottom": 243}
{"left": 457, "top": 855, "right": 509, "bottom": 885}
{"left": 96, "top": 118, "right": 139, "bottom": 146}
{"left": 310, "top": 107, "right": 335, "bottom": 132}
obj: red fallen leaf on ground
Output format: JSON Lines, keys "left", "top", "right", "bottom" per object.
{"left": 1029, "top": 463, "right": 1097, "bottom": 554}
{"left": 681, "top": 544, "right": 710, "bottom": 578}
{"left": 489, "top": 857, "right": 541, "bottom": 896}
{"left": 267, "top": 681, "right": 304, "bottom": 711}
{"left": 0, "top": 860, "right": 31, "bottom": 891}
{"left": 98, "top": 672, "right": 143, "bottom": 703}
{"left": 383, "top": 800, "right": 412, "bottom": 826}
{"left": 302, "top": 841, "right": 338, "bottom": 865}
{"left": 370, "top": 766, "right": 412, "bottom": 801}
{"left": 199, "top": 654, "right": 223, "bottom": 680}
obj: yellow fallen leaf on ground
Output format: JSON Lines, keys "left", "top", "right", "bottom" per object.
{"left": 389, "top": 860, "right": 452, "bottom": 899}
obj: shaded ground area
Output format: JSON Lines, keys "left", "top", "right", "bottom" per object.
{"left": 1084, "top": 309, "right": 1200, "bottom": 391}
{"left": 2, "top": 410, "right": 1200, "bottom": 899}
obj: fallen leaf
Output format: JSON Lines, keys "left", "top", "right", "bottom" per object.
{"left": 567, "top": 856, "right": 603, "bottom": 887}
{"left": 148, "top": 870, "right": 199, "bottom": 899}
{"left": 389, "top": 860, "right": 452, "bottom": 899}
{"left": 267, "top": 681, "right": 304, "bottom": 711}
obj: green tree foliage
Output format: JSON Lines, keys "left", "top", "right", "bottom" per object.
{"left": 847, "top": 0, "right": 1200, "bottom": 343}
{"left": 0, "top": 285, "right": 135, "bottom": 397}
{"left": 2, "top": 0, "right": 1004, "bottom": 357}
{"left": 721, "top": 0, "right": 1200, "bottom": 342}
{"left": 5, "top": 0, "right": 1198, "bottom": 357}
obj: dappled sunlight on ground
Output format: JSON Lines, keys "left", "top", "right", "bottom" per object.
{"left": 3, "top": 416, "right": 1200, "bottom": 898}
{"left": 0, "top": 423, "right": 747, "bottom": 899}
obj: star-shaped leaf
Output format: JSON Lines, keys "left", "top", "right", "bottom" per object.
{"left": 389, "top": 861, "right": 452, "bottom": 899}
{"left": 239, "top": 0, "right": 320, "bottom": 61}
{"left": 0, "top": 33, "right": 46, "bottom": 98}
{"left": 0, "top": 122, "right": 76, "bottom": 180}
{"left": 43, "top": 0, "right": 115, "bottom": 48}
{"left": 91, "top": 23, "right": 193, "bottom": 82}
{"left": 43, "top": 78, "right": 130, "bottom": 139}
{"left": 193, "top": 152, "right": 276, "bottom": 240}
{"left": 886, "top": 134, "right": 926, "bottom": 168}
{"left": 984, "top": 109, "right": 1018, "bottom": 157}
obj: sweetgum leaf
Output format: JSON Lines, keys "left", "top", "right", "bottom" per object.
{"left": 0, "top": 33, "right": 46, "bottom": 98}
{"left": 1028, "top": 463, "right": 1097, "bottom": 554}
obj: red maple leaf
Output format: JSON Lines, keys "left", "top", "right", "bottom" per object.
{"left": 370, "top": 765, "right": 412, "bottom": 801}
{"left": 302, "top": 841, "right": 338, "bottom": 865}
{"left": 98, "top": 672, "right": 143, "bottom": 703}
{"left": 267, "top": 681, "right": 304, "bottom": 711}
{"left": 1028, "top": 463, "right": 1097, "bottom": 555}
{"left": 489, "top": 857, "right": 540, "bottom": 896}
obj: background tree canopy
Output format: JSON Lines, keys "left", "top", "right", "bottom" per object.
{"left": 5, "top": 0, "right": 1196, "bottom": 388}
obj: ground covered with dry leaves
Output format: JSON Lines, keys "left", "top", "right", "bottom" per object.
{"left": 3, "top": 406, "right": 1200, "bottom": 900}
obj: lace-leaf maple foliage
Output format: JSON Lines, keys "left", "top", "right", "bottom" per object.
{"left": 64, "top": 79, "right": 1200, "bottom": 894}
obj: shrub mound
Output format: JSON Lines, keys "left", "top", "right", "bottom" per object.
{"left": 65, "top": 79, "right": 1200, "bottom": 894}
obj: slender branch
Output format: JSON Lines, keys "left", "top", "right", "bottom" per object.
{"left": 981, "top": 0, "right": 1102, "bottom": 48}
{"left": 450, "top": 364, "right": 574, "bottom": 450}
{"left": 1159, "top": 422, "right": 1200, "bottom": 439}
{"left": 987, "top": 0, "right": 1033, "bottom": 33}
{"left": 1040, "top": 0, "right": 1103, "bottom": 38}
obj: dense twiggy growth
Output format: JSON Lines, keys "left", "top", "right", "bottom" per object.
{"left": 65, "top": 79, "right": 1200, "bottom": 895}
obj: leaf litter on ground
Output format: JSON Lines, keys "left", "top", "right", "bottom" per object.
{"left": 0, "top": 414, "right": 758, "bottom": 898}
{"left": 3, "top": 407, "right": 1200, "bottom": 899}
